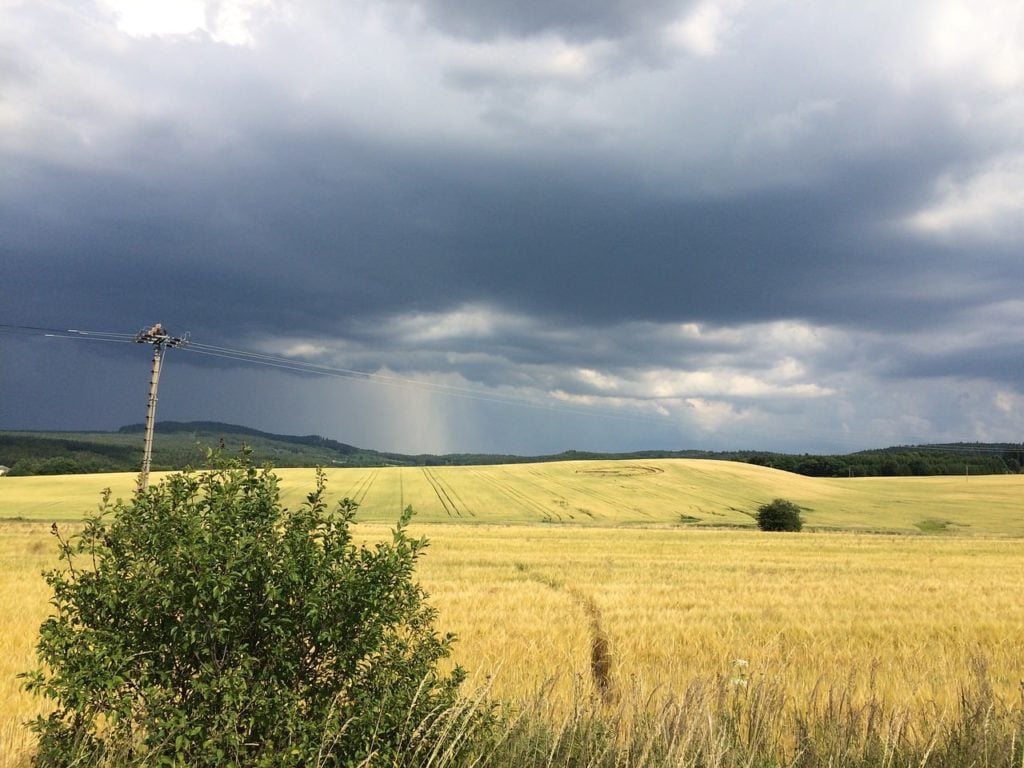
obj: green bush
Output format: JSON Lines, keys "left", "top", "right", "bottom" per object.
{"left": 755, "top": 498, "right": 803, "bottom": 532}
{"left": 23, "top": 454, "right": 477, "bottom": 767}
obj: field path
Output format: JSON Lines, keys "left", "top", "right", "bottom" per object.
{"left": 513, "top": 562, "right": 617, "bottom": 702}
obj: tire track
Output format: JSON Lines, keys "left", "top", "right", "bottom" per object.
{"left": 564, "top": 472, "right": 651, "bottom": 517}
{"left": 514, "top": 563, "right": 617, "bottom": 704}
{"left": 469, "top": 468, "right": 559, "bottom": 521}
{"left": 431, "top": 470, "right": 475, "bottom": 517}
{"left": 421, "top": 468, "right": 460, "bottom": 517}
{"left": 526, "top": 468, "right": 574, "bottom": 515}
{"left": 345, "top": 469, "right": 379, "bottom": 506}
{"left": 527, "top": 465, "right": 649, "bottom": 518}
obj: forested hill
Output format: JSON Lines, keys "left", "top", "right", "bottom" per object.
{"left": 738, "top": 445, "right": 1022, "bottom": 477}
{"left": 0, "top": 422, "right": 1021, "bottom": 477}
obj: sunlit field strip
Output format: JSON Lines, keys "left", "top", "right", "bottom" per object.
{"left": 4, "top": 515, "right": 1024, "bottom": 767}
{"left": 2, "top": 461, "right": 1023, "bottom": 535}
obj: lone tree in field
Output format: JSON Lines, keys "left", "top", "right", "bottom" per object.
{"left": 756, "top": 498, "right": 804, "bottom": 532}
{"left": 23, "top": 454, "right": 477, "bottom": 767}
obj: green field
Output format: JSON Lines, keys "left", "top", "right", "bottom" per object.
{"left": 1, "top": 459, "right": 1021, "bottom": 534}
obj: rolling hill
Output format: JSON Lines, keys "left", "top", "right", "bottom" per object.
{"left": 1, "top": 421, "right": 1021, "bottom": 478}
{"left": 2, "top": 459, "right": 1022, "bottom": 536}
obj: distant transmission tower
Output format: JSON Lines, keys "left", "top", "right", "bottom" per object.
{"left": 135, "top": 323, "right": 188, "bottom": 491}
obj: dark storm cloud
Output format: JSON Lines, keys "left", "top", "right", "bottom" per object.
{"left": 4, "top": 124, "right": 1007, "bottom": 339}
{"left": 893, "top": 344, "right": 1024, "bottom": 386}
{"left": 2, "top": 0, "right": 1024, "bottom": 452}
{"left": 404, "top": 0, "right": 688, "bottom": 41}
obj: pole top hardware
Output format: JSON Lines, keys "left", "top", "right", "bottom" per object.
{"left": 134, "top": 323, "right": 189, "bottom": 348}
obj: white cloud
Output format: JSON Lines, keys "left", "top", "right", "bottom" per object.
{"left": 277, "top": 342, "right": 330, "bottom": 358}
{"left": 377, "top": 305, "right": 530, "bottom": 344}
{"left": 101, "top": 0, "right": 207, "bottom": 38}
{"left": 576, "top": 368, "right": 620, "bottom": 392}
{"left": 639, "top": 369, "right": 834, "bottom": 400}
{"left": 994, "top": 391, "right": 1024, "bottom": 414}
{"left": 100, "top": 0, "right": 269, "bottom": 46}
{"left": 923, "top": 1, "right": 1024, "bottom": 90}
{"left": 668, "top": 320, "right": 830, "bottom": 353}
{"left": 664, "top": 0, "right": 742, "bottom": 58}
{"left": 684, "top": 397, "right": 750, "bottom": 431}
{"left": 210, "top": 0, "right": 272, "bottom": 46}
{"left": 904, "top": 153, "right": 1024, "bottom": 239}
{"left": 770, "top": 357, "right": 807, "bottom": 381}
{"left": 442, "top": 34, "right": 611, "bottom": 84}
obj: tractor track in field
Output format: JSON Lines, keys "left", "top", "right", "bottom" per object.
{"left": 525, "top": 469, "right": 574, "bottom": 515}
{"left": 557, "top": 475, "right": 651, "bottom": 518}
{"left": 470, "top": 469, "right": 559, "bottom": 521}
{"left": 345, "top": 469, "right": 379, "bottom": 506}
{"left": 573, "top": 464, "right": 664, "bottom": 477}
{"left": 439, "top": 471, "right": 475, "bottom": 517}
{"left": 421, "top": 468, "right": 457, "bottom": 517}
{"left": 421, "top": 468, "right": 473, "bottom": 517}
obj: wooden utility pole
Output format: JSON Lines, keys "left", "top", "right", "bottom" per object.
{"left": 135, "top": 323, "right": 187, "bottom": 491}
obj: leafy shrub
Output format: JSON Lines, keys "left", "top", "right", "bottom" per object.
{"left": 23, "top": 454, "right": 476, "bottom": 767}
{"left": 755, "top": 498, "right": 803, "bottom": 532}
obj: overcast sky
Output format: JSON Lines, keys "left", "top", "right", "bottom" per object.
{"left": 2, "top": 0, "right": 1023, "bottom": 455}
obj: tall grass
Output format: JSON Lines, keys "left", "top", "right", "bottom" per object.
{"left": 8, "top": 665, "right": 1023, "bottom": 767}
{"left": 455, "top": 659, "right": 1024, "bottom": 768}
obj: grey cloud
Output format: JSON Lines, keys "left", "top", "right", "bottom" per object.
{"left": 882, "top": 342, "right": 1024, "bottom": 387}
{"left": 4, "top": 127, "right": 1019, "bottom": 350}
{"left": 400, "top": 0, "right": 689, "bottom": 42}
{"left": 3, "top": 0, "right": 1024, "bottom": 453}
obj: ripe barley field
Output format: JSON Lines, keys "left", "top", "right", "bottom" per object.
{"left": 411, "top": 525, "right": 1024, "bottom": 708}
{"left": 1, "top": 522, "right": 55, "bottom": 768}
{"left": 2, "top": 462, "right": 1023, "bottom": 766}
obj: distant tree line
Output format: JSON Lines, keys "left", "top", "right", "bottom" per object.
{"left": 740, "top": 446, "right": 1023, "bottom": 477}
{"left": 0, "top": 436, "right": 138, "bottom": 476}
{"left": 2, "top": 427, "right": 1021, "bottom": 477}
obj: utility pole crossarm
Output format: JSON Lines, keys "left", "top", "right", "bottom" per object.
{"left": 135, "top": 323, "right": 188, "bottom": 491}
{"left": 134, "top": 323, "right": 188, "bottom": 348}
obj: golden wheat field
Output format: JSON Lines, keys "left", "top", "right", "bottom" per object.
{"left": 2, "top": 462, "right": 1024, "bottom": 766}
{"left": 2, "top": 459, "right": 1023, "bottom": 533}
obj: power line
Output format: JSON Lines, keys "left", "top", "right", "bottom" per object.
{"left": 0, "top": 323, "right": 135, "bottom": 339}
{"left": 43, "top": 333, "right": 136, "bottom": 344}
{"left": 1, "top": 322, "right": 678, "bottom": 426}
{"left": 0, "top": 323, "right": 136, "bottom": 345}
